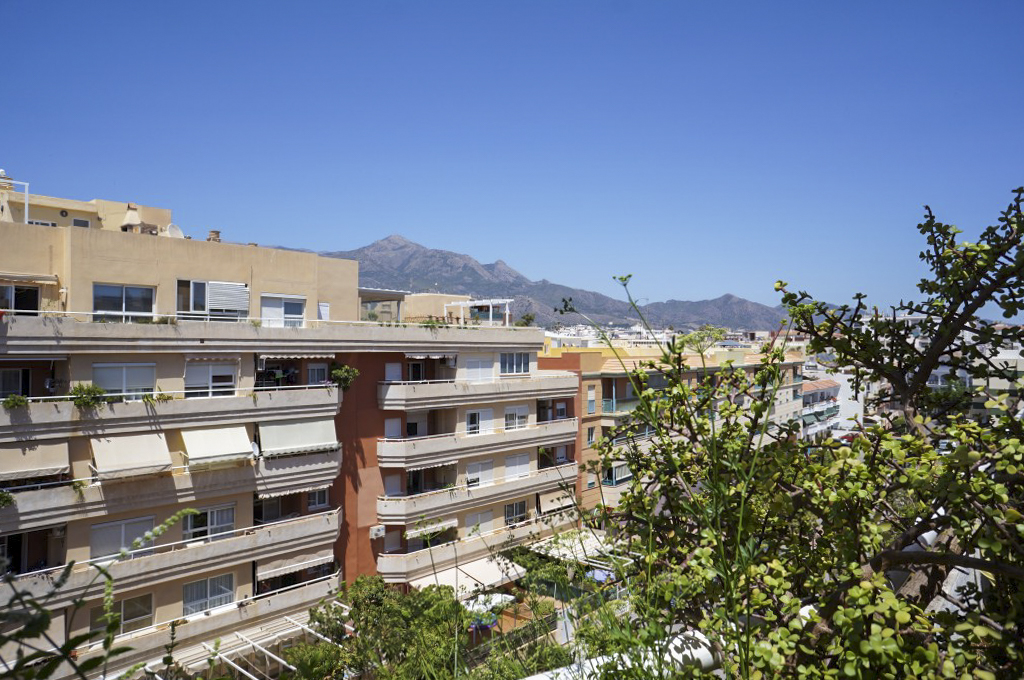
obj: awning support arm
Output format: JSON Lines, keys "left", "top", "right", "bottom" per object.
{"left": 235, "top": 632, "right": 296, "bottom": 671}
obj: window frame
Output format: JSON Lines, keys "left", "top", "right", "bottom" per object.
{"left": 587, "top": 385, "right": 596, "bottom": 414}
{"left": 0, "top": 368, "right": 28, "bottom": 398}
{"left": 503, "top": 405, "right": 528, "bottom": 431}
{"left": 72, "top": 217, "right": 91, "bottom": 228}
{"left": 466, "top": 459, "right": 493, "bottom": 488}
{"left": 90, "top": 593, "right": 153, "bottom": 635}
{"left": 92, "top": 283, "right": 155, "bottom": 323}
{"left": 184, "top": 361, "right": 237, "bottom": 398}
{"left": 183, "top": 504, "right": 235, "bottom": 542}
{"left": 89, "top": 516, "right": 155, "bottom": 560}
{"left": 307, "top": 488, "right": 329, "bottom": 510}
{"left": 499, "top": 352, "right": 530, "bottom": 375}
{"left": 0, "top": 285, "right": 40, "bottom": 315}
{"left": 504, "top": 453, "right": 530, "bottom": 480}
{"left": 307, "top": 363, "right": 329, "bottom": 385}
{"left": 504, "top": 500, "right": 528, "bottom": 526}
{"left": 183, "top": 573, "right": 235, "bottom": 615}
{"left": 587, "top": 426, "right": 596, "bottom": 445}
{"left": 92, "top": 363, "right": 156, "bottom": 400}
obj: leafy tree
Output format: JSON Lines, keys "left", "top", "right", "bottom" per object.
{"left": 514, "top": 313, "right": 536, "bottom": 328}
{"left": 581, "top": 189, "right": 1024, "bottom": 678}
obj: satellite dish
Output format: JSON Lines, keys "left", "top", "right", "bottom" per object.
{"left": 166, "top": 224, "right": 185, "bottom": 239}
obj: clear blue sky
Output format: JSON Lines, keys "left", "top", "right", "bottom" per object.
{"left": 5, "top": 1, "right": 1022, "bottom": 309}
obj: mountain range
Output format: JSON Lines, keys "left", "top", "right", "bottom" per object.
{"left": 322, "top": 235, "right": 788, "bottom": 330}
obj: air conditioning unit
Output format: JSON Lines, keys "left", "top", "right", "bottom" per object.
{"left": 50, "top": 526, "right": 66, "bottom": 539}
{"left": 369, "top": 525, "right": 386, "bottom": 540}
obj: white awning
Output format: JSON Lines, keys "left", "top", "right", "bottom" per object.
{"left": 256, "top": 547, "right": 334, "bottom": 581}
{"left": 257, "top": 482, "right": 331, "bottom": 500}
{"left": 539, "top": 488, "right": 576, "bottom": 514}
{"left": 405, "top": 353, "right": 456, "bottom": 360}
{"left": 406, "top": 459, "right": 458, "bottom": 472}
{"left": 409, "top": 556, "right": 525, "bottom": 597}
{"left": 181, "top": 426, "right": 252, "bottom": 468}
{"left": 184, "top": 355, "right": 241, "bottom": 363}
{"left": 259, "top": 418, "right": 338, "bottom": 457}
{"left": 0, "top": 271, "right": 59, "bottom": 285}
{"left": 259, "top": 353, "right": 336, "bottom": 360}
{"left": 90, "top": 432, "right": 172, "bottom": 480}
{"left": 0, "top": 440, "right": 69, "bottom": 481}
{"left": 403, "top": 517, "right": 458, "bottom": 539}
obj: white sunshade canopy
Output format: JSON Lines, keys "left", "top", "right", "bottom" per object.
{"left": 259, "top": 418, "right": 338, "bottom": 457}
{"left": 410, "top": 556, "right": 525, "bottom": 597}
{"left": 91, "top": 432, "right": 172, "bottom": 481}
{"left": 0, "top": 271, "right": 59, "bottom": 285}
{"left": 539, "top": 489, "right": 576, "bottom": 514}
{"left": 403, "top": 517, "right": 458, "bottom": 539}
{"left": 0, "top": 440, "right": 70, "bottom": 481}
{"left": 256, "top": 547, "right": 334, "bottom": 581}
{"left": 181, "top": 425, "right": 252, "bottom": 468}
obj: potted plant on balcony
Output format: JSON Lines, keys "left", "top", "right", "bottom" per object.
{"left": 330, "top": 363, "right": 360, "bottom": 392}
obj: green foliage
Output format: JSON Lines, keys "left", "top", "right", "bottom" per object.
{"left": 0, "top": 489, "right": 13, "bottom": 508}
{"left": 329, "top": 363, "right": 360, "bottom": 392}
{"left": 69, "top": 383, "right": 107, "bottom": 409}
{"left": 1, "top": 393, "right": 29, "bottom": 410}
{"left": 581, "top": 189, "right": 1024, "bottom": 678}
{"left": 514, "top": 313, "right": 536, "bottom": 327}
{"left": 283, "top": 642, "right": 351, "bottom": 680}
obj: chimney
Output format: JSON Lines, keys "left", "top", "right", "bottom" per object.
{"left": 207, "top": 230, "right": 221, "bottom": 242}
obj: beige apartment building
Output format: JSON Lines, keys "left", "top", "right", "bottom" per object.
{"left": 0, "top": 186, "right": 578, "bottom": 677}
{"left": 540, "top": 343, "right": 804, "bottom": 511}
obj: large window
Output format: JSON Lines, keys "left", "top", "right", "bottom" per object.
{"left": 0, "top": 368, "right": 28, "bottom": 398}
{"left": 90, "top": 517, "right": 154, "bottom": 560}
{"left": 260, "top": 295, "right": 305, "bottom": 328}
{"left": 92, "top": 364, "right": 155, "bottom": 400}
{"left": 505, "top": 453, "right": 530, "bottom": 480}
{"left": 307, "top": 488, "right": 329, "bottom": 510}
{"left": 177, "top": 280, "right": 249, "bottom": 321}
{"left": 93, "top": 284, "right": 154, "bottom": 323}
{"left": 90, "top": 594, "right": 153, "bottom": 635}
{"left": 254, "top": 497, "right": 281, "bottom": 524}
{"left": 465, "top": 510, "right": 493, "bottom": 535}
{"left": 504, "top": 405, "right": 528, "bottom": 431}
{"left": 183, "top": 574, "right": 234, "bottom": 615}
{"left": 183, "top": 505, "right": 235, "bottom": 541}
{"left": 466, "top": 460, "right": 493, "bottom": 488}
{"left": 499, "top": 353, "right": 530, "bottom": 375}
{"left": 504, "top": 500, "right": 527, "bottom": 526}
{"left": 184, "top": 362, "right": 237, "bottom": 398}
{"left": 466, "top": 409, "right": 492, "bottom": 435}
{"left": 0, "top": 285, "right": 39, "bottom": 315}
{"left": 307, "top": 363, "right": 328, "bottom": 385}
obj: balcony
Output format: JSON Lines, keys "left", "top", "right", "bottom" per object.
{"left": 376, "top": 418, "right": 577, "bottom": 468}
{"left": 6, "top": 510, "right": 341, "bottom": 609}
{"left": 0, "top": 445, "right": 341, "bottom": 534}
{"left": 377, "top": 372, "right": 578, "bottom": 410}
{"left": 376, "top": 513, "right": 573, "bottom": 583}
{"left": 601, "top": 397, "right": 641, "bottom": 417}
{"left": 0, "top": 385, "right": 339, "bottom": 445}
{"left": 376, "top": 463, "right": 578, "bottom": 524}
{"left": 0, "top": 313, "right": 543, "bottom": 355}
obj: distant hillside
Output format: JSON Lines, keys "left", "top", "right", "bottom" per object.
{"left": 322, "top": 235, "right": 786, "bottom": 330}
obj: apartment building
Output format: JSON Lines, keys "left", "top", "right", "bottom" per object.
{"left": 801, "top": 379, "right": 842, "bottom": 440}
{"left": 540, "top": 344, "right": 805, "bottom": 511}
{"left": 0, "top": 186, "right": 579, "bottom": 675}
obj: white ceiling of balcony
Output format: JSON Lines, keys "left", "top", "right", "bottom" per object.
{"left": 259, "top": 418, "right": 338, "bottom": 457}
{"left": 182, "top": 425, "right": 253, "bottom": 468}
{"left": 409, "top": 556, "right": 525, "bottom": 597}
{"left": 256, "top": 547, "right": 334, "bottom": 581}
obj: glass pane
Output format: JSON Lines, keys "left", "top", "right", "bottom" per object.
{"left": 183, "top": 579, "right": 208, "bottom": 614}
{"left": 192, "top": 281, "right": 206, "bottom": 312}
{"left": 176, "top": 280, "right": 191, "bottom": 313}
{"left": 13, "top": 287, "right": 39, "bottom": 313}
{"left": 0, "top": 286, "right": 12, "bottom": 310}
{"left": 122, "top": 594, "right": 152, "bottom": 621}
{"left": 124, "top": 287, "right": 154, "bottom": 315}
{"left": 93, "top": 284, "right": 124, "bottom": 314}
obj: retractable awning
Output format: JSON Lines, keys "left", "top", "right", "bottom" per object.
{"left": 0, "top": 271, "right": 59, "bottom": 285}
{"left": 539, "top": 488, "right": 575, "bottom": 514}
{"left": 409, "top": 556, "right": 525, "bottom": 597}
{"left": 0, "top": 440, "right": 69, "bottom": 481}
{"left": 406, "top": 459, "right": 458, "bottom": 472}
{"left": 404, "top": 353, "right": 456, "bottom": 360}
{"left": 181, "top": 425, "right": 252, "bottom": 468}
{"left": 404, "top": 517, "right": 458, "bottom": 539}
{"left": 90, "top": 432, "right": 172, "bottom": 480}
{"left": 256, "top": 547, "right": 334, "bottom": 581}
{"left": 259, "top": 418, "right": 338, "bottom": 457}
{"left": 259, "top": 353, "right": 336, "bottom": 360}
{"left": 257, "top": 482, "right": 331, "bottom": 501}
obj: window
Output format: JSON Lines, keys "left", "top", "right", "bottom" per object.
{"left": 466, "top": 460, "right": 493, "bottom": 488}
{"left": 90, "top": 517, "right": 154, "bottom": 560}
{"left": 499, "top": 353, "right": 530, "bottom": 375}
{"left": 408, "top": 362, "right": 425, "bottom": 382}
{"left": 176, "top": 280, "right": 207, "bottom": 318}
{"left": 464, "top": 359, "right": 493, "bottom": 382}
{"left": 603, "top": 463, "right": 633, "bottom": 487}
{"left": 504, "top": 501, "right": 527, "bottom": 526}
{"left": 505, "top": 453, "right": 530, "bottom": 480}
{"left": 72, "top": 217, "right": 91, "bottom": 228}
{"left": 587, "top": 472, "right": 597, "bottom": 489}
{"left": 465, "top": 510, "right": 493, "bottom": 535}
{"left": 503, "top": 405, "right": 528, "bottom": 431}
{"left": 383, "top": 529, "right": 402, "bottom": 553}
{"left": 587, "top": 427, "right": 596, "bottom": 445}
{"left": 178, "top": 280, "right": 249, "bottom": 321}
{"left": 307, "top": 363, "right": 328, "bottom": 385}
{"left": 254, "top": 497, "right": 281, "bottom": 524}
{"left": 93, "top": 284, "right": 154, "bottom": 322}
{"left": 466, "top": 409, "right": 492, "bottom": 435}
{"left": 92, "top": 364, "right": 156, "bottom": 400}
{"left": 555, "top": 446, "right": 567, "bottom": 464}
{"left": 183, "top": 574, "right": 234, "bottom": 615}
{"left": 183, "top": 505, "right": 235, "bottom": 541}
{"left": 184, "top": 362, "right": 236, "bottom": 398}
{"left": 0, "top": 368, "right": 28, "bottom": 398}
{"left": 90, "top": 594, "right": 152, "bottom": 635}
{"left": 307, "top": 489, "right": 329, "bottom": 510}
{"left": 0, "top": 285, "right": 40, "bottom": 315}
{"left": 260, "top": 295, "right": 305, "bottom": 328}
{"left": 27, "top": 219, "right": 56, "bottom": 227}
{"left": 555, "top": 402, "right": 567, "bottom": 419}
{"left": 587, "top": 385, "right": 596, "bottom": 414}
